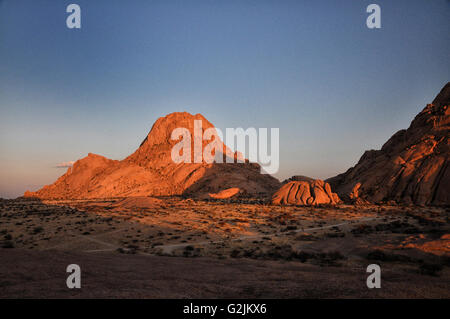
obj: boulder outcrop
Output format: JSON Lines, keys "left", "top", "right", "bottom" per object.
{"left": 327, "top": 83, "right": 450, "bottom": 205}
{"left": 272, "top": 180, "right": 340, "bottom": 205}
{"left": 209, "top": 188, "right": 241, "bottom": 199}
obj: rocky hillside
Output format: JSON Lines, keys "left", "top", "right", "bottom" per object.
{"left": 328, "top": 83, "right": 449, "bottom": 205}
{"left": 25, "top": 112, "right": 280, "bottom": 199}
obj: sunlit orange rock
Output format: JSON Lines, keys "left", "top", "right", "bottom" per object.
{"left": 328, "top": 82, "right": 450, "bottom": 205}
{"left": 209, "top": 188, "right": 241, "bottom": 199}
{"left": 24, "top": 112, "right": 280, "bottom": 200}
{"left": 272, "top": 180, "right": 340, "bottom": 205}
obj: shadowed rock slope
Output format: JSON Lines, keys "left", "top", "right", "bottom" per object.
{"left": 25, "top": 112, "right": 280, "bottom": 199}
{"left": 328, "top": 83, "right": 450, "bottom": 205}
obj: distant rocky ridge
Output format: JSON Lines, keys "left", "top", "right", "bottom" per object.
{"left": 282, "top": 175, "right": 315, "bottom": 184}
{"left": 25, "top": 112, "right": 280, "bottom": 199}
{"left": 328, "top": 83, "right": 450, "bottom": 205}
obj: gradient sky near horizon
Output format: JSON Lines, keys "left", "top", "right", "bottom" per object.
{"left": 0, "top": 0, "right": 449, "bottom": 198}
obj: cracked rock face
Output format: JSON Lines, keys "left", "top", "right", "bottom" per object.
{"left": 327, "top": 83, "right": 450, "bottom": 205}
{"left": 272, "top": 180, "right": 340, "bottom": 205}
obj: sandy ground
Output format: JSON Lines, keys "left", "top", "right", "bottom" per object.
{"left": 1, "top": 248, "right": 449, "bottom": 298}
{"left": 0, "top": 197, "right": 449, "bottom": 298}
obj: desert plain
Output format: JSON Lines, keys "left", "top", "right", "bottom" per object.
{"left": 0, "top": 196, "right": 448, "bottom": 298}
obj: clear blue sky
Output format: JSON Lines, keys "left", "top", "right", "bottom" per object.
{"left": 0, "top": 0, "right": 449, "bottom": 198}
